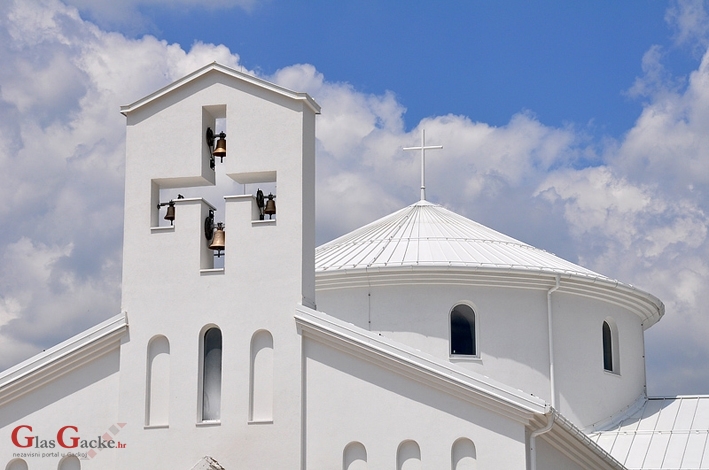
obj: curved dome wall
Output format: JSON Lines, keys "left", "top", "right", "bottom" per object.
{"left": 315, "top": 201, "right": 663, "bottom": 430}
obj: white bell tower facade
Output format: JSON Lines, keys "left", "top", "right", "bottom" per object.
{"left": 117, "top": 63, "right": 319, "bottom": 469}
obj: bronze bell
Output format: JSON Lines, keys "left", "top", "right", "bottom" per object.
{"left": 164, "top": 202, "right": 175, "bottom": 225}
{"left": 209, "top": 222, "right": 225, "bottom": 256}
{"left": 213, "top": 132, "right": 227, "bottom": 161}
{"left": 264, "top": 193, "right": 276, "bottom": 218}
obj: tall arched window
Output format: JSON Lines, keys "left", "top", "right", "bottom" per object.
{"left": 451, "top": 304, "right": 476, "bottom": 356}
{"left": 250, "top": 330, "right": 274, "bottom": 422}
{"left": 602, "top": 321, "right": 613, "bottom": 371}
{"left": 343, "top": 441, "right": 367, "bottom": 470}
{"left": 602, "top": 318, "right": 619, "bottom": 373}
{"left": 451, "top": 437, "right": 476, "bottom": 470}
{"left": 201, "top": 327, "right": 222, "bottom": 421}
{"left": 397, "top": 440, "right": 421, "bottom": 470}
{"left": 58, "top": 455, "right": 81, "bottom": 470}
{"left": 146, "top": 335, "right": 170, "bottom": 426}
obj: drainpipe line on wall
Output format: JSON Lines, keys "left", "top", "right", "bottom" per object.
{"left": 547, "top": 275, "right": 561, "bottom": 410}
{"left": 530, "top": 411, "right": 556, "bottom": 470}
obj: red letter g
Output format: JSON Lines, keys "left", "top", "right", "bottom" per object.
{"left": 57, "top": 425, "right": 79, "bottom": 448}
{"left": 11, "top": 425, "right": 33, "bottom": 448}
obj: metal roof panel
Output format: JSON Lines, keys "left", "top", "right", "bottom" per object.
{"left": 682, "top": 432, "right": 707, "bottom": 469}
{"left": 626, "top": 433, "right": 653, "bottom": 468}
{"left": 594, "top": 397, "right": 709, "bottom": 470}
{"left": 317, "top": 200, "right": 613, "bottom": 276}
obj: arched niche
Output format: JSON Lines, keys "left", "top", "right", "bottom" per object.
{"left": 343, "top": 441, "right": 367, "bottom": 470}
{"left": 249, "top": 329, "right": 274, "bottom": 422}
{"left": 58, "top": 455, "right": 81, "bottom": 470}
{"left": 451, "top": 437, "right": 476, "bottom": 470}
{"left": 146, "top": 335, "right": 170, "bottom": 426}
{"left": 397, "top": 440, "right": 421, "bottom": 470}
{"left": 5, "top": 459, "right": 28, "bottom": 470}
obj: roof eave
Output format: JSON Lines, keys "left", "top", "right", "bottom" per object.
{"left": 0, "top": 312, "right": 128, "bottom": 406}
{"left": 315, "top": 266, "right": 664, "bottom": 328}
{"left": 120, "top": 62, "right": 321, "bottom": 116}
{"left": 540, "top": 411, "right": 628, "bottom": 470}
{"left": 295, "top": 304, "right": 549, "bottom": 422}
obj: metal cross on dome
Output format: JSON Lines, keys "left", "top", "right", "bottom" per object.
{"left": 403, "top": 129, "right": 443, "bottom": 201}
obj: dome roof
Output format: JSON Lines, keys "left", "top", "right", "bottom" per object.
{"left": 316, "top": 200, "right": 608, "bottom": 280}
{"left": 315, "top": 199, "right": 664, "bottom": 328}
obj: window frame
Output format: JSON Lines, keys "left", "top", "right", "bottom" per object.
{"left": 449, "top": 302, "right": 479, "bottom": 359}
{"left": 602, "top": 318, "right": 620, "bottom": 375}
{"left": 197, "top": 324, "right": 223, "bottom": 424}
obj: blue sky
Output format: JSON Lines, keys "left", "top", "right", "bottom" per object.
{"left": 139, "top": 1, "right": 697, "bottom": 138}
{"left": 0, "top": 0, "right": 708, "bottom": 397}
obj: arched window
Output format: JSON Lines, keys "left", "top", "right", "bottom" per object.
{"left": 602, "top": 319, "right": 620, "bottom": 373}
{"left": 451, "top": 438, "right": 476, "bottom": 470}
{"left": 58, "top": 455, "right": 81, "bottom": 470}
{"left": 5, "top": 459, "right": 28, "bottom": 470}
{"left": 397, "top": 440, "right": 421, "bottom": 470}
{"left": 201, "top": 327, "right": 222, "bottom": 421}
{"left": 450, "top": 304, "right": 476, "bottom": 356}
{"left": 146, "top": 335, "right": 170, "bottom": 426}
{"left": 343, "top": 441, "right": 367, "bottom": 470}
{"left": 249, "top": 330, "right": 274, "bottom": 422}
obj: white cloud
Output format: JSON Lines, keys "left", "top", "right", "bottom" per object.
{"left": 666, "top": 0, "right": 709, "bottom": 50}
{"left": 627, "top": 45, "right": 682, "bottom": 99}
{"left": 0, "top": 0, "right": 247, "bottom": 369}
{"left": 269, "top": 64, "right": 579, "bottom": 241}
{"left": 535, "top": 40, "right": 709, "bottom": 393}
{"left": 62, "top": 0, "right": 256, "bottom": 32}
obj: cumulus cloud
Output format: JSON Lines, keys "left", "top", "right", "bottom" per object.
{"left": 1, "top": 0, "right": 709, "bottom": 398}
{"left": 666, "top": 0, "right": 709, "bottom": 51}
{"left": 272, "top": 64, "right": 580, "bottom": 243}
{"left": 62, "top": 0, "right": 256, "bottom": 33}
{"left": 270, "top": 21, "right": 709, "bottom": 396}
{"left": 0, "top": 0, "right": 248, "bottom": 369}
{"left": 536, "top": 36, "right": 709, "bottom": 394}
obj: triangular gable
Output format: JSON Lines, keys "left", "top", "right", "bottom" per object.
{"left": 120, "top": 62, "right": 320, "bottom": 116}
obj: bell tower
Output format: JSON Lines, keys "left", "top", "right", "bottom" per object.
{"left": 116, "top": 63, "right": 319, "bottom": 468}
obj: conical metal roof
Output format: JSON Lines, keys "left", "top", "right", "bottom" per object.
{"left": 316, "top": 200, "right": 608, "bottom": 280}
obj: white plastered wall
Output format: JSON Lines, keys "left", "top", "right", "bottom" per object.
{"left": 553, "top": 292, "right": 645, "bottom": 429}
{"left": 0, "top": 351, "right": 121, "bottom": 469}
{"left": 534, "top": 435, "right": 588, "bottom": 470}
{"left": 302, "top": 337, "right": 530, "bottom": 469}
{"left": 316, "top": 277, "right": 647, "bottom": 431}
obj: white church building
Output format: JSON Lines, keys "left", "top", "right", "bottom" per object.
{"left": 1, "top": 63, "right": 708, "bottom": 469}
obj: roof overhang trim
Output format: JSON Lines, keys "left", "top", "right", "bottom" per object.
{"left": 120, "top": 62, "right": 321, "bottom": 116}
{"left": 315, "top": 267, "right": 664, "bottom": 329}
{"left": 0, "top": 313, "right": 128, "bottom": 406}
{"left": 537, "top": 411, "right": 627, "bottom": 470}
{"left": 295, "top": 305, "right": 548, "bottom": 423}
